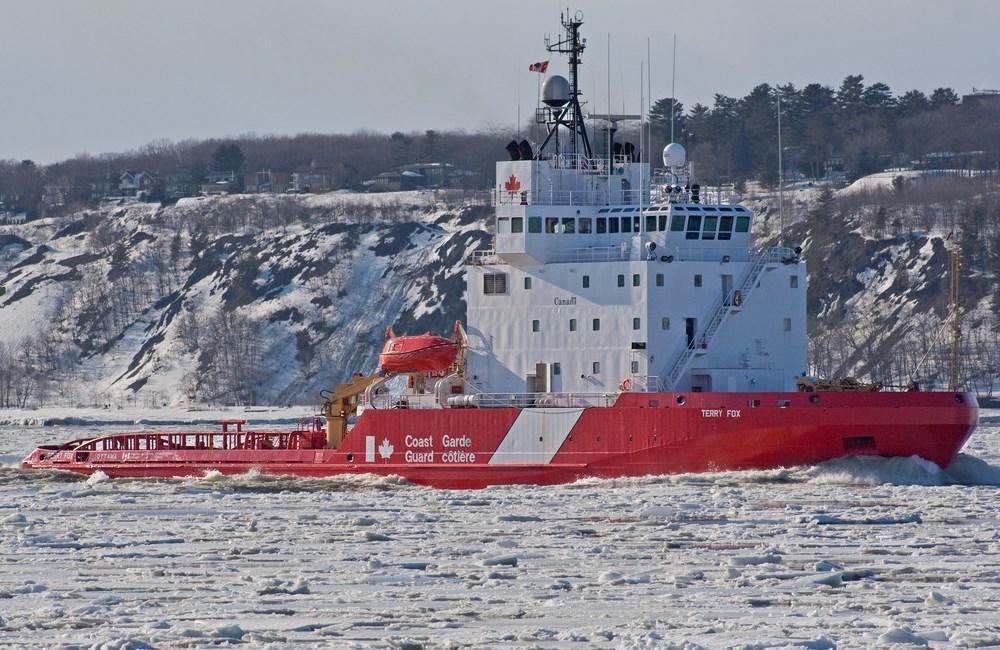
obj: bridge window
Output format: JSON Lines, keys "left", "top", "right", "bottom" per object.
{"left": 736, "top": 216, "right": 751, "bottom": 233}
{"left": 483, "top": 272, "right": 507, "bottom": 294}
{"left": 596, "top": 217, "right": 607, "bottom": 234}
{"left": 632, "top": 274, "right": 640, "bottom": 287}
{"left": 702, "top": 216, "right": 718, "bottom": 240}
{"left": 511, "top": 217, "right": 524, "bottom": 233}
{"left": 719, "top": 215, "right": 734, "bottom": 240}
{"left": 646, "top": 214, "right": 657, "bottom": 232}
{"left": 671, "top": 214, "right": 685, "bottom": 231}
{"left": 545, "top": 217, "right": 558, "bottom": 233}
{"left": 498, "top": 217, "right": 510, "bottom": 234}
{"left": 658, "top": 214, "right": 669, "bottom": 231}
{"left": 608, "top": 217, "right": 620, "bottom": 234}
{"left": 579, "top": 218, "right": 592, "bottom": 234}
{"left": 621, "top": 216, "right": 632, "bottom": 233}
{"left": 528, "top": 216, "right": 542, "bottom": 233}
{"left": 655, "top": 273, "right": 664, "bottom": 287}
{"left": 524, "top": 277, "right": 532, "bottom": 290}
{"left": 632, "top": 216, "right": 641, "bottom": 232}
{"left": 562, "top": 217, "right": 576, "bottom": 234}
{"left": 617, "top": 274, "right": 625, "bottom": 287}
{"left": 592, "top": 361, "right": 601, "bottom": 374}
{"left": 569, "top": 318, "right": 577, "bottom": 332}
{"left": 592, "top": 318, "right": 601, "bottom": 331}
{"left": 582, "top": 275, "right": 590, "bottom": 288}
{"left": 686, "top": 215, "right": 701, "bottom": 240}
{"left": 532, "top": 319, "right": 540, "bottom": 332}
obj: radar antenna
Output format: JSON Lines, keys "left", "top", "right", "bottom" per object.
{"left": 536, "top": 10, "right": 593, "bottom": 159}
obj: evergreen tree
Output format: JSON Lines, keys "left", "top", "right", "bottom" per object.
{"left": 649, "top": 97, "right": 686, "bottom": 141}
{"left": 210, "top": 143, "right": 246, "bottom": 173}
{"left": 897, "top": 90, "right": 929, "bottom": 116}
{"left": 929, "top": 87, "right": 960, "bottom": 108}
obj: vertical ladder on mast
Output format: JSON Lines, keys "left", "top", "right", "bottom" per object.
{"left": 664, "top": 248, "right": 783, "bottom": 390}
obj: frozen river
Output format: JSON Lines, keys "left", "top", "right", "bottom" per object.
{"left": 1, "top": 413, "right": 998, "bottom": 648}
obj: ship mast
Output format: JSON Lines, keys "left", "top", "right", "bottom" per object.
{"left": 537, "top": 10, "right": 593, "bottom": 159}
{"left": 948, "top": 241, "right": 962, "bottom": 391}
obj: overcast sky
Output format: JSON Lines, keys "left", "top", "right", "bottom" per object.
{"left": 3, "top": 0, "right": 998, "bottom": 163}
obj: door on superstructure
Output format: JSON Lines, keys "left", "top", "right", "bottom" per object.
{"left": 685, "top": 318, "right": 697, "bottom": 349}
{"left": 721, "top": 274, "right": 733, "bottom": 305}
{"left": 629, "top": 348, "right": 648, "bottom": 389}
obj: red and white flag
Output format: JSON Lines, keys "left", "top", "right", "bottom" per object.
{"left": 528, "top": 60, "right": 549, "bottom": 73}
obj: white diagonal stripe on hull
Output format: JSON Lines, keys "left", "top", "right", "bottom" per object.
{"left": 489, "top": 408, "right": 584, "bottom": 465}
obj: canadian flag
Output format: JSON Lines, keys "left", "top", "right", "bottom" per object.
{"left": 528, "top": 60, "right": 549, "bottom": 73}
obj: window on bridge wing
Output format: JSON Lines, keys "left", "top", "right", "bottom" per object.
{"left": 719, "top": 215, "right": 734, "bottom": 240}
{"left": 578, "top": 218, "right": 592, "bottom": 234}
{"left": 671, "top": 214, "right": 685, "bottom": 231}
{"left": 736, "top": 216, "right": 751, "bottom": 233}
{"left": 596, "top": 217, "right": 607, "bottom": 234}
{"left": 686, "top": 215, "right": 701, "bottom": 240}
{"left": 545, "top": 217, "right": 558, "bottom": 234}
{"left": 562, "top": 217, "right": 576, "bottom": 234}
{"left": 498, "top": 217, "right": 510, "bottom": 234}
{"left": 511, "top": 217, "right": 524, "bottom": 233}
{"left": 702, "top": 216, "right": 718, "bottom": 240}
{"left": 621, "top": 217, "right": 632, "bottom": 233}
{"left": 608, "top": 218, "right": 620, "bottom": 234}
{"left": 528, "top": 216, "right": 542, "bottom": 233}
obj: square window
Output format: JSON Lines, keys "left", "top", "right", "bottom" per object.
{"left": 617, "top": 274, "right": 625, "bottom": 288}
{"left": 592, "top": 361, "right": 601, "bottom": 375}
{"left": 655, "top": 273, "right": 664, "bottom": 287}
{"left": 596, "top": 217, "right": 607, "bottom": 234}
{"left": 671, "top": 214, "right": 685, "bottom": 231}
{"left": 582, "top": 275, "right": 590, "bottom": 289}
{"left": 532, "top": 319, "right": 540, "bottom": 332}
{"left": 528, "top": 216, "right": 542, "bottom": 233}
{"left": 608, "top": 218, "right": 620, "bottom": 234}
{"left": 562, "top": 217, "right": 576, "bottom": 234}
{"left": 483, "top": 273, "right": 507, "bottom": 294}
{"left": 569, "top": 318, "right": 577, "bottom": 332}
{"left": 579, "top": 218, "right": 593, "bottom": 234}
{"left": 736, "top": 216, "right": 750, "bottom": 233}
{"left": 498, "top": 217, "right": 510, "bottom": 234}
{"left": 790, "top": 275, "right": 799, "bottom": 288}
{"left": 632, "top": 317, "right": 641, "bottom": 330}
{"left": 524, "top": 277, "right": 532, "bottom": 290}
{"left": 661, "top": 317, "right": 670, "bottom": 330}
{"left": 592, "top": 318, "right": 600, "bottom": 331}
{"left": 632, "top": 273, "right": 640, "bottom": 287}
{"left": 511, "top": 217, "right": 524, "bottom": 233}
{"left": 645, "top": 215, "right": 657, "bottom": 232}
{"left": 694, "top": 274, "right": 702, "bottom": 288}
{"left": 783, "top": 318, "right": 792, "bottom": 331}
{"left": 553, "top": 362, "right": 561, "bottom": 375}
{"left": 545, "top": 217, "right": 558, "bottom": 233}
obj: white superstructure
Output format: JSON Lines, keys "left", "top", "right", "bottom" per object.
{"left": 465, "top": 13, "right": 806, "bottom": 397}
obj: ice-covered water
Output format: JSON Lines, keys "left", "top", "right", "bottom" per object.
{"left": 1, "top": 416, "right": 998, "bottom": 648}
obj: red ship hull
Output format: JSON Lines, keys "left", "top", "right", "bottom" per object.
{"left": 21, "top": 391, "right": 978, "bottom": 489}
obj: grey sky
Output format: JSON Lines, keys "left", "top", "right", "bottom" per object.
{"left": 3, "top": 0, "right": 998, "bottom": 163}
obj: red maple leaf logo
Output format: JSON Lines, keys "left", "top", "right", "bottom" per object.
{"left": 504, "top": 175, "right": 521, "bottom": 192}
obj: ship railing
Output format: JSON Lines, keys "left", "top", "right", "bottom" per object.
{"left": 549, "top": 244, "right": 632, "bottom": 263}
{"left": 630, "top": 375, "right": 664, "bottom": 392}
{"left": 661, "top": 246, "right": 751, "bottom": 263}
{"left": 493, "top": 188, "right": 650, "bottom": 207}
{"left": 366, "top": 391, "right": 618, "bottom": 409}
{"left": 469, "top": 249, "right": 502, "bottom": 265}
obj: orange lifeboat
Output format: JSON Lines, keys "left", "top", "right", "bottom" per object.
{"left": 378, "top": 327, "right": 459, "bottom": 374}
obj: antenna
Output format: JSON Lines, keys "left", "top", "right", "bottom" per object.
{"left": 537, "top": 10, "right": 593, "bottom": 158}
{"left": 670, "top": 34, "right": 677, "bottom": 142}
{"left": 777, "top": 88, "right": 784, "bottom": 245}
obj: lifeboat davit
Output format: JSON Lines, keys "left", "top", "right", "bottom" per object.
{"left": 378, "top": 328, "right": 459, "bottom": 374}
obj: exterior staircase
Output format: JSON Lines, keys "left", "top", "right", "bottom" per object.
{"left": 663, "top": 246, "right": 794, "bottom": 390}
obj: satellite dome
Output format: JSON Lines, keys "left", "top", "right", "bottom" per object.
{"left": 542, "top": 75, "right": 571, "bottom": 107}
{"left": 662, "top": 143, "right": 686, "bottom": 168}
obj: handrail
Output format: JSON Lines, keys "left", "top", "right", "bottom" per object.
{"left": 364, "top": 391, "right": 619, "bottom": 409}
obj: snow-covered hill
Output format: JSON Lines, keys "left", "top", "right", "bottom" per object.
{"left": 0, "top": 192, "right": 489, "bottom": 407}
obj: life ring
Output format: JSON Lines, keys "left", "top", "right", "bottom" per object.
{"left": 619, "top": 378, "right": 633, "bottom": 391}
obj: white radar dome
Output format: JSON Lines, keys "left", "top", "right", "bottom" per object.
{"left": 542, "top": 75, "right": 571, "bottom": 107}
{"left": 662, "top": 142, "right": 687, "bottom": 168}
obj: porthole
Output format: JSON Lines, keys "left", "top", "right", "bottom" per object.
{"left": 954, "top": 394, "right": 964, "bottom": 404}
{"left": 809, "top": 394, "right": 820, "bottom": 404}
{"left": 346, "top": 453, "right": 354, "bottom": 463}
{"left": 676, "top": 395, "right": 686, "bottom": 405}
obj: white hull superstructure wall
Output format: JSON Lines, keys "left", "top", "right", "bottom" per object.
{"left": 466, "top": 256, "right": 806, "bottom": 395}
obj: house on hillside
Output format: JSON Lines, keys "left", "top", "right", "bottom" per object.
{"left": 365, "top": 162, "right": 479, "bottom": 192}
{"left": 164, "top": 170, "right": 196, "bottom": 199}
{"left": 962, "top": 88, "right": 1000, "bottom": 108}
{"left": 1, "top": 211, "right": 27, "bottom": 225}
{"left": 42, "top": 184, "right": 70, "bottom": 208}
{"left": 119, "top": 171, "right": 160, "bottom": 200}
{"left": 289, "top": 167, "right": 333, "bottom": 193}
{"left": 201, "top": 170, "right": 240, "bottom": 195}
{"left": 244, "top": 170, "right": 290, "bottom": 193}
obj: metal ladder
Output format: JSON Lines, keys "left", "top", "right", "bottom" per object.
{"left": 663, "top": 247, "right": 791, "bottom": 389}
